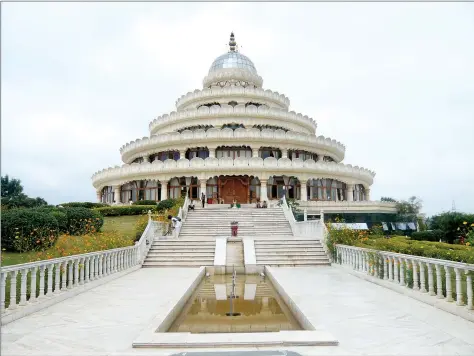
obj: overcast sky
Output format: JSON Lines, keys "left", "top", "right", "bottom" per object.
{"left": 2, "top": 2, "right": 474, "bottom": 216}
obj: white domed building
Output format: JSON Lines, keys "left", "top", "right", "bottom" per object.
{"left": 92, "top": 33, "right": 396, "bottom": 221}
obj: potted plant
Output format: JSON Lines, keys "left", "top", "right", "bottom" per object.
{"left": 231, "top": 221, "right": 239, "bottom": 237}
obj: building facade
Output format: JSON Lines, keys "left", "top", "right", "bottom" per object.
{"left": 91, "top": 33, "right": 396, "bottom": 215}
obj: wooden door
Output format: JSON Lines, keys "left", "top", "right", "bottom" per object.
{"left": 220, "top": 177, "right": 248, "bottom": 204}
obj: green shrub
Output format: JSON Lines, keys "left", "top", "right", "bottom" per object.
{"left": 369, "top": 224, "right": 384, "bottom": 236}
{"left": 32, "top": 206, "right": 69, "bottom": 233}
{"left": 134, "top": 215, "right": 149, "bottom": 242}
{"left": 64, "top": 207, "right": 104, "bottom": 235}
{"left": 411, "top": 230, "right": 445, "bottom": 242}
{"left": 93, "top": 205, "right": 156, "bottom": 217}
{"left": 156, "top": 199, "right": 177, "bottom": 212}
{"left": 60, "top": 202, "right": 109, "bottom": 209}
{"left": 1, "top": 208, "right": 60, "bottom": 252}
{"left": 133, "top": 200, "right": 158, "bottom": 206}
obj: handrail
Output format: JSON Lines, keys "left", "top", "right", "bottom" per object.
{"left": 335, "top": 244, "right": 474, "bottom": 315}
{"left": 0, "top": 216, "right": 157, "bottom": 319}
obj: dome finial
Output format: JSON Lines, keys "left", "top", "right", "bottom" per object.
{"left": 229, "top": 32, "right": 237, "bottom": 52}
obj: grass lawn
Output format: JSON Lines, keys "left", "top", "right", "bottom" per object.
{"left": 1, "top": 215, "right": 143, "bottom": 267}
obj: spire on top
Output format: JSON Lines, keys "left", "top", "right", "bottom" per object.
{"left": 229, "top": 32, "right": 237, "bottom": 52}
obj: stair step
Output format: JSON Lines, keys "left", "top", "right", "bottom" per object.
{"left": 145, "top": 257, "right": 213, "bottom": 262}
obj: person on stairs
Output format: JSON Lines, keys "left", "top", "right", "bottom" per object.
{"left": 201, "top": 192, "right": 206, "bottom": 208}
{"left": 188, "top": 200, "right": 195, "bottom": 211}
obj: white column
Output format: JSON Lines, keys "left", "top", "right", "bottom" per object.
{"left": 300, "top": 181, "right": 307, "bottom": 201}
{"left": 260, "top": 179, "right": 268, "bottom": 201}
{"left": 445, "top": 266, "right": 453, "bottom": 302}
{"left": 8, "top": 271, "right": 18, "bottom": 310}
{"left": 19, "top": 269, "right": 28, "bottom": 306}
{"left": 281, "top": 148, "right": 288, "bottom": 158}
{"left": 412, "top": 260, "right": 419, "bottom": 290}
{"left": 466, "top": 270, "right": 473, "bottom": 310}
{"left": 317, "top": 154, "right": 324, "bottom": 162}
{"left": 383, "top": 256, "right": 388, "bottom": 280}
{"left": 419, "top": 261, "right": 427, "bottom": 293}
{"left": 161, "top": 182, "right": 168, "bottom": 200}
{"left": 54, "top": 262, "right": 61, "bottom": 293}
{"left": 399, "top": 258, "right": 405, "bottom": 285}
{"left": 365, "top": 188, "right": 371, "bottom": 201}
{"left": 143, "top": 156, "right": 150, "bottom": 163}
{"left": 113, "top": 186, "right": 121, "bottom": 204}
{"left": 303, "top": 208, "right": 307, "bottom": 221}
{"left": 96, "top": 190, "right": 102, "bottom": 203}
{"left": 209, "top": 148, "right": 216, "bottom": 158}
{"left": 252, "top": 148, "right": 259, "bottom": 158}
{"left": 30, "top": 267, "right": 38, "bottom": 302}
{"left": 346, "top": 184, "right": 354, "bottom": 202}
{"left": 179, "top": 149, "right": 186, "bottom": 159}
{"left": 200, "top": 180, "right": 207, "bottom": 197}
{"left": 454, "top": 268, "right": 464, "bottom": 306}
{"left": 393, "top": 257, "right": 399, "bottom": 282}
{"left": 427, "top": 263, "right": 435, "bottom": 295}
{"left": 435, "top": 264, "right": 443, "bottom": 298}
{"left": 0, "top": 272, "right": 6, "bottom": 313}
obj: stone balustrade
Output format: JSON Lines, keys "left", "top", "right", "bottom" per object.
{"left": 175, "top": 86, "right": 290, "bottom": 111}
{"left": 148, "top": 105, "right": 317, "bottom": 135}
{"left": 335, "top": 245, "right": 474, "bottom": 317}
{"left": 91, "top": 157, "right": 374, "bottom": 190}
{"left": 120, "top": 128, "right": 345, "bottom": 164}
{"left": 0, "top": 215, "right": 157, "bottom": 324}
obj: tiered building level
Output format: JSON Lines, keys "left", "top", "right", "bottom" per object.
{"left": 92, "top": 33, "right": 396, "bottom": 216}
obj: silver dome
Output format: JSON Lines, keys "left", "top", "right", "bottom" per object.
{"left": 209, "top": 52, "right": 258, "bottom": 75}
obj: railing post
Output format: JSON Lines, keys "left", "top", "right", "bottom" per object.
{"left": 1, "top": 272, "right": 7, "bottom": 312}
{"left": 54, "top": 262, "right": 61, "bottom": 293}
{"left": 68, "top": 260, "right": 74, "bottom": 289}
{"left": 466, "top": 270, "right": 473, "bottom": 310}
{"left": 47, "top": 264, "right": 54, "bottom": 295}
{"left": 419, "top": 261, "right": 427, "bottom": 293}
{"left": 444, "top": 265, "right": 453, "bottom": 302}
{"left": 19, "top": 269, "right": 28, "bottom": 306}
{"left": 454, "top": 268, "right": 464, "bottom": 306}
{"left": 412, "top": 260, "right": 419, "bottom": 290}
{"left": 84, "top": 257, "right": 90, "bottom": 283}
{"left": 30, "top": 266, "right": 38, "bottom": 302}
{"left": 9, "top": 271, "right": 18, "bottom": 310}
{"left": 393, "top": 257, "right": 399, "bottom": 283}
{"left": 427, "top": 263, "right": 435, "bottom": 295}
{"left": 383, "top": 256, "right": 388, "bottom": 280}
{"left": 74, "top": 259, "right": 80, "bottom": 286}
{"left": 435, "top": 264, "right": 443, "bottom": 298}
{"left": 399, "top": 258, "right": 405, "bottom": 285}
{"left": 388, "top": 257, "right": 393, "bottom": 281}
{"left": 79, "top": 258, "right": 85, "bottom": 285}
{"left": 38, "top": 266, "right": 46, "bottom": 298}
{"left": 61, "top": 262, "right": 67, "bottom": 291}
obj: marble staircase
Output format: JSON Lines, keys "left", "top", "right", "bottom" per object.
{"left": 143, "top": 239, "right": 215, "bottom": 267}
{"left": 179, "top": 205, "right": 293, "bottom": 239}
{"left": 254, "top": 239, "right": 330, "bottom": 267}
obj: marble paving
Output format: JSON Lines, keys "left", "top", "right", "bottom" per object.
{"left": 1, "top": 266, "right": 474, "bottom": 356}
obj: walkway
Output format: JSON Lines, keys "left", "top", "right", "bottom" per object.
{"left": 1, "top": 267, "right": 473, "bottom": 356}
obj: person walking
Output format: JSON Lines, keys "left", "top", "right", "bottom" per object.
{"left": 201, "top": 192, "right": 206, "bottom": 208}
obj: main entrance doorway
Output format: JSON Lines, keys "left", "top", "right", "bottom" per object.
{"left": 218, "top": 176, "right": 249, "bottom": 204}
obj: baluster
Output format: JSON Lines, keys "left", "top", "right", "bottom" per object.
{"left": 454, "top": 268, "right": 463, "bottom": 306}
{"left": 399, "top": 258, "right": 405, "bottom": 285}
{"left": 30, "top": 266, "right": 38, "bottom": 302}
{"left": 38, "top": 266, "right": 46, "bottom": 298}
{"left": 54, "top": 262, "right": 61, "bottom": 293}
{"left": 412, "top": 260, "right": 419, "bottom": 290}
{"left": 74, "top": 259, "right": 79, "bottom": 286}
{"left": 104, "top": 254, "right": 108, "bottom": 275}
{"left": 84, "top": 257, "right": 90, "bottom": 283}
{"left": 444, "top": 265, "right": 453, "bottom": 302}
{"left": 388, "top": 257, "right": 393, "bottom": 281}
{"left": 435, "top": 264, "right": 443, "bottom": 298}
{"left": 68, "top": 260, "right": 74, "bottom": 289}
{"left": 419, "top": 261, "right": 427, "bottom": 293}
{"left": 61, "top": 261, "right": 67, "bottom": 291}
{"left": 91, "top": 256, "right": 96, "bottom": 281}
{"left": 78, "top": 258, "right": 84, "bottom": 285}
{"left": 466, "top": 270, "right": 473, "bottom": 310}
{"left": 1, "top": 272, "right": 7, "bottom": 312}
{"left": 393, "top": 257, "right": 399, "bottom": 283}
{"left": 98, "top": 255, "right": 103, "bottom": 278}
{"left": 113, "top": 252, "right": 118, "bottom": 272}
{"left": 383, "top": 256, "right": 388, "bottom": 280}
{"left": 427, "top": 263, "right": 435, "bottom": 296}
{"left": 19, "top": 268, "right": 28, "bottom": 306}
{"left": 47, "top": 264, "right": 54, "bottom": 295}
{"left": 8, "top": 271, "right": 18, "bottom": 310}
{"left": 121, "top": 251, "right": 125, "bottom": 271}
{"left": 124, "top": 251, "right": 129, "bottom": 269}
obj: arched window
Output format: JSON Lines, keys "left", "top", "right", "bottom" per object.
{"left": 259, "top": 147, "right": 282, "bottom": 159}
{"left": 150, "top": 150, "right": 180, "bottom": 162}
{"left": 268, "top": 176, "right": 300, "bottom": 200}
{"left": 101, "top": 186, "right": 114, "bottom": 204}
{"left": 216, "top": 146, "right": 252, "bottom": 159}
{"left": 288, "top": 150, "right": 318, "bottom": 161}
{"left": 307, "top": 179, "right": 346, "bottom": 201}
{"left": 249, "top": 176, "right": 261, "bottom": 203}
{"left": 354, "top": 184, "right": 366, "bottom": 201}
{"left": 186, "top": 147, "right": 209, "bottom": 159}
{"left": 323, "top": 156, "right": 335, "bottom": 162}
{"left": 222, "top": 123, "right": 245, "bottom": 130}
{"left": 120, "top": 180, "right": 162, "bottom": 203}
{"left": 177, "top": 125, "right": 214, "bottom": 133}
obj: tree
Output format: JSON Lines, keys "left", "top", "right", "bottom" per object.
{"left": 1, "top": 175, "right": 48, "bottom": 209}
{"left": 429, "top": 212, "right": 474, "bottom": 244}
{"left": 394, "top": 196, "right": 422, "bottom": 222}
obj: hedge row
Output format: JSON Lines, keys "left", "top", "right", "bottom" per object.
{"left": 93, "top": 205, "right": 157, "bottom": 216}
{"left": 356, "top": 236, "right": 474, "bottom": 264}
{"left": 133, "top": 200, "right": 158, "bottom": 206}
{"left": 410, "top": 230, "right": 445, "bottom": 242}
{"left": 1, "top": 207, "right": 104, "bottom": 252}
{"left": 60, "top": 202, "right": 109, "bottom": 209}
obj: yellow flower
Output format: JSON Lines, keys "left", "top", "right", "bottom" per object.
{"left": 471, "top": 223, "right": 474, "bottom": 227}
{"left": 463, "top": 221, "right": 467, "bottom": 225}
{"left": 467, "top": 242, "right": 471, "bottom": 246}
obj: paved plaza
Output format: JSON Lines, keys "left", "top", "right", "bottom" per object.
{"left": 1, "top": 267, "right": 474, "bottom": 356}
